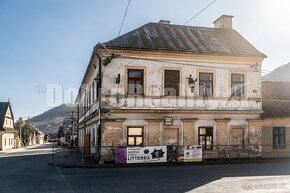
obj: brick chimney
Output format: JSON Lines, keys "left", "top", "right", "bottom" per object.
{"left": 213, "top": 15, "right": 234, "bottom": 29}
{"left": 159, "top": 20, "right": 170, "bottom": 24}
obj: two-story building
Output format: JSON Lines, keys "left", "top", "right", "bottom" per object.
{"left": 0, "top": 102, "right": 18, "bottom": 151}
{"left": 76, "top": 15, "right": 266, "bottom": 161}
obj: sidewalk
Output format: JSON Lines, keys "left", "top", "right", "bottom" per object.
{"left": 0, "top": 143, "right": 49, "bottom": 155}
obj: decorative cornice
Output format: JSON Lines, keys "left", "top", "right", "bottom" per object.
{"left": 181, "top": 118, "right": 198, "bottom": 122}
{"left": 214, "top": 118, "right": 231, "bottom": 122}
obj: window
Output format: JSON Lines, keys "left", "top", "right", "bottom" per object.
{"left": 231, "top": 74, "right": 244, "bottom": 97}
{"left": 198, "top": 127, "right": 213, "bottom": 150}
{"left": 128, "top": 69, "right": 144, "bottom": 95}
{"left": 164, "top": 70, "right": 180, "bottom": 96}
{"left": 273, "top": 127, "right": 286, "bottom": 149}
{"left": 127, "top": 127, "right": 143, "bottom": 146}
{"left": 199, "top": 73, "right": 213, "bottom": 97}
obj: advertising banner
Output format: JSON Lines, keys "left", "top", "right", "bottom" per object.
{"left": 127, "top": 146, "right": 167, "bottom": 164}
{"left": 184, "top": 145, "right": 203, "bottom": 162}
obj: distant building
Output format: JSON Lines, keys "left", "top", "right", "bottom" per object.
{"left": 76, "top": 15, "right": 267, "bottom": 161}
{"left": 262, "top": 81, "right": 290, "bottom": 157}
{"left": 0, "top": 102, "right": 18, "bottom": 151}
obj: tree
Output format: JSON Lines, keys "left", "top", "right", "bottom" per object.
{"left": 57, "top": 125, "right": 65, "bottom": 139}
{"left": 15, "top": 119, "right": 37, "bottom": 146}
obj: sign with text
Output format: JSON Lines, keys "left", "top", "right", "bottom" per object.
{"left": 127, "top": 146, "right": 167, "bottom": 164}
{"left": 184, "top": 145, "right": 203, "bottom": 162}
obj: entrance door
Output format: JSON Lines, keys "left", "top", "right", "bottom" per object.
{"left": 84, "top": 133, "right": 91, "bottom": 157}
{"left": 164, "top": 128, "right": 179, "bottom": 145}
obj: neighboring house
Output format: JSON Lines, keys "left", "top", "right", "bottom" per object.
{"left": 0, "top": 102, "right": 18, "bottom": 151}
{"left": 76, "top": 15, "right": 266, "bottom": 160}
{"left": 36, "top": 129, "right": 45, "bottom": 145}
{"left": 262, "top": 81, "right": 290, "bottom": 157}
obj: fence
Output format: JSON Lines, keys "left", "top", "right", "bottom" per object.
{"left": 50, "top": 144, "right": 290, "bottom": 166}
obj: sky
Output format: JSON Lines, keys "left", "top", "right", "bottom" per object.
{"left": 1, "top": 0, "right": 290, "bottom": 118}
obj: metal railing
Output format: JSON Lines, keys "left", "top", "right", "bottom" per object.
{"left": 50, "top": 144, "right": 290, "bottom": 166}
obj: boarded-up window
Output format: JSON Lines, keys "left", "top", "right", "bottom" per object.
{"left": 231, "top": 128, "right": 244, "bottom": 149}
{"left": 164, "top": 70, "right": 180, "bottom": 96}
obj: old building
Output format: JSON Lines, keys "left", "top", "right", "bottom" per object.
{"left": 262, "top": 81, "right": 290, "bottom": 158}
{"left": 76, "top": 15, "right": 266, "bottom": 161}
{"left": 0, "top": 102, "right": 18, "bottom": 151}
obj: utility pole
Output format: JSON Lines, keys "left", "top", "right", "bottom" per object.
{"left": 19, "top": 117, "right": 22, "bottom": 147}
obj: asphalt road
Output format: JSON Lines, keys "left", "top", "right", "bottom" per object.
{"left": 0, "top": 145, "right": 290, "bottom": 193}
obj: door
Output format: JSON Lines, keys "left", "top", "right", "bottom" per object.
{"left": 84, "top": 133, "right": 91, "bottom": 157}
{"left": 163, "top": 128, "right": 179, "bottom": 145}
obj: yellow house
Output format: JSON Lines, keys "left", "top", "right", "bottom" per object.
{"left": 262, "top": 81, "right": 290, "bottom": 158}
{"left": 0, "top": 102, "right": 18, "bottom": 151}
{"left": 76, "top": 15, "right": 267, "bottom": 161}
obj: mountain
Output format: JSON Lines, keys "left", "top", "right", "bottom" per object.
{"left": 29, "top": 104, "right": 77, "bottom": 134}
{"left": 263, "top": 62, "right": 290, "bottom": 82}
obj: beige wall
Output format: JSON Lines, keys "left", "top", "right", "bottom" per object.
{"left": 183, "top": 120, "right": 196, "bottom": 147}
{"left": 262, "top": 118, "right": 290, "bottom": 158}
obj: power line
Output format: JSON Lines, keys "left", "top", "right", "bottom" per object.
{"left": 184, "top": 0, "right": 217, "bottom": 25}
{"left": 118, "top": 0, "right": 131, "bottom": 37}
{"left": 102, "top": 0, "right": 218, "bottom": 78}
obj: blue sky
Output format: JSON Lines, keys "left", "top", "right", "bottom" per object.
{"left": 1, "top": 0, "right": 290, "bottom": 118}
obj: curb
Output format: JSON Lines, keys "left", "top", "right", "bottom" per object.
{"left": 48, "top": 158, "right": 290, "bottom": 169}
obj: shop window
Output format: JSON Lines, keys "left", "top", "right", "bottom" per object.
{"left": 273, "top": 127, "right": 286, "bottom": 149}
{"left": 199, "top": 73, "right": 213, "bottom": 97}
{"left": 128, "top": 69, "right": 144, "bottom": 95}
{"left": 127, "top": 127, "right": 143, "bottom": 146}
{"left": 164, "top": 70, "right": 180, "bottom": 96}
{"left": 198, "top": 127, "right": 213, "bottom": 150}
{"left": 231, "top": 74, "right": 244, "bottom": 97}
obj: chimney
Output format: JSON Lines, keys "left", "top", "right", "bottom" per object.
{"left": 213, "top": 15, "right": 234, "bottom": 29}
{"left": 159, "top": 20, "right": 170, "bottom": 24}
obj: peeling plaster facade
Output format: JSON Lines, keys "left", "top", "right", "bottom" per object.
{"left": 76, "top": 16, "right": 267, "bottom": 160}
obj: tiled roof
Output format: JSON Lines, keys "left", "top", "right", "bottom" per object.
{"left": 0, "top": 102, "right": 9, "bottom": 129}
{"left": 104, "top": 22, "right": 266, "bottom": 57}
{"left": 262, "top": 81, "right": 290, "bottom": 118}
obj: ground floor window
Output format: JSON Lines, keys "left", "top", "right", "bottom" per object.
{"left": 127, "top": 127, "right": 143, "bottom": 146}
{"left": 273, "top": 127, "right": 286, "bottom": 149}
{"left": 198, "top": 127, "right": 213, "bottom": 150}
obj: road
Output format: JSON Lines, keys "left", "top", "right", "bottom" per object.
{"left": 0, "top": 144, "right": 290, "bottom": 193}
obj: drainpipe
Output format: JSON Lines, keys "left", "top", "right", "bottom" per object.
{"left": 95, "top": 52, "right": 102, "bottom": 163}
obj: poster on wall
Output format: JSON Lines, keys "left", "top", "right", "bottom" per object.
{"left": 183, "top": 145, "right": 203, "bottom": 162}
{"left": 127, "top": 146, "right": 167, "bottom": 164}
{"left": 167, "top": 145, "right": 184, "bottom": 162}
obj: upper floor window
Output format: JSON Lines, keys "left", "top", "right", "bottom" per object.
{"left": 164, "top": 70, "right": 180, "bottom": 96}
{"left": 199, "top": 73, "right": 213, "bottom": 97}
{"left": 128, "top": 69, "right": 144, "bottom": 95}
{"left": 273, "top": 127, "right": 286, "bottom": 149}
{"left": 231, "top": 74, "right": 244, "bottom": 97}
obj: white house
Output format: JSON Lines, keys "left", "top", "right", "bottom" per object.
{"left": 76, "top": 15, "right": 266, "bottom": 161}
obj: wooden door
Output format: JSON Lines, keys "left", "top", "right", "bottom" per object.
{"left": 84, "top": 134, "right": 91, "bottom": 157}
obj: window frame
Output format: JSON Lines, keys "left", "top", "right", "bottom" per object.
{"left": 199, "top": 73, "right": 213, "bottom": 97}
{"left": 127, "top": 127, "right": 144, "bottom": 147}
{"left": 164, "top": 69, "right": 180, "bottom": 96}
{"left": 198, "top": 127, "right": 213, "bottom": 150}
{"left": 127, "top": 69, "right": 144, "bottom": 95}
{"left": 273, "top": 127, "right": 286, "bottom": 149}
{"left": 231, "top": 74, "right": 244, "bottom": 97}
